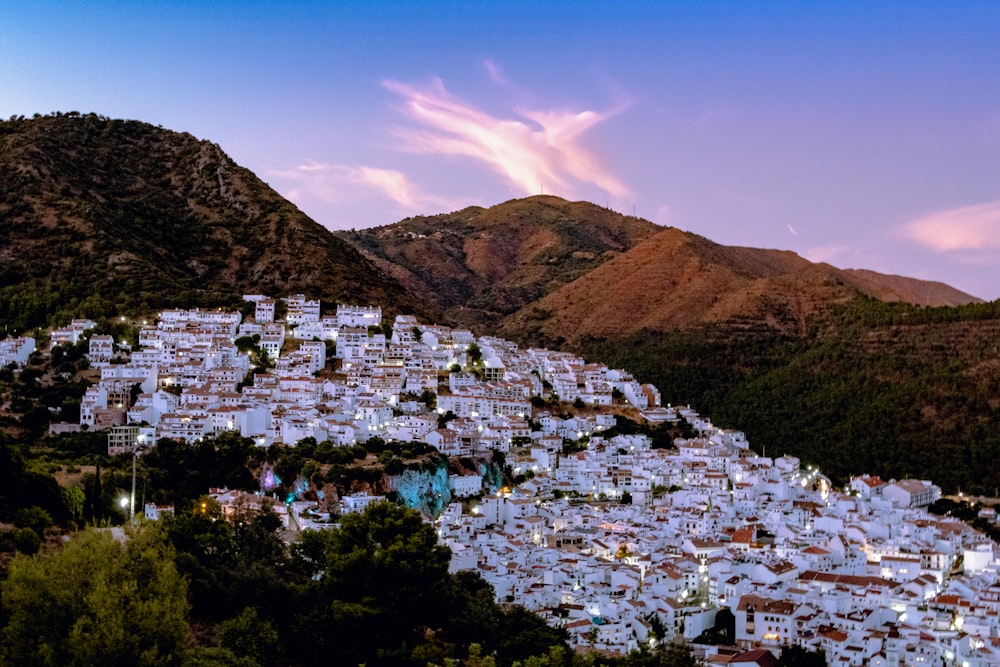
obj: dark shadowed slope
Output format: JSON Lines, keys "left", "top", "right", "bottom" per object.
{"left": 0, "top": 113, "right": 420, "bottom": 329}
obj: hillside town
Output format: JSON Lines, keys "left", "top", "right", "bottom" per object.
{"left": 9, "top": 295, "right": 1000, "bottom": 666}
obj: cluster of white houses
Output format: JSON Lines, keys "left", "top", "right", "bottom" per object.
{"left": 64, "top": 297, "right": 658, "bottom": 481}
{"left": 432, "top": 427, "right": 1000, "bottom": 666}
{"left": 48, "top": 297, "right": 1000, "bottom": 666}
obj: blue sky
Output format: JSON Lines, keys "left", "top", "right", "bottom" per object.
{"left": 3, "top": 1, "right": 999, "bottom": 299}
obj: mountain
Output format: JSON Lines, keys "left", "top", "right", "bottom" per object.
{"left": 499, "top": 224, "right": 979, "bottom": 345}
{"left": 342, "top": 195, "right": 979, "bottom": 343}
{"left": 0, "top": 113, "right": 420, "bottom": 330}
{"left": 3, "top": 114, "right": 997, "bottom": 494}
{"left": 339, "top": 195, "right": 662, "bottom": 330}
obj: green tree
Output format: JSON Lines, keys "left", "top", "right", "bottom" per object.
{"left": 9, "top": 527, "right": 41, "bottom": 554}
{"left": 467, "top": 343, "right": 483, "bottom": 366}
{"left": 217, "top": 607, "right": 281, "bottom": 667}
{"left": 162, "top": 501, "right": 286, "bottom": 622}
{"left": 233, "top": 334, "right": 260, "bottom": 355}
{"left": 287, "top": 502, "right": 452, "bottom": 665}
{"left": 0, "top": 527, "right": 189, "bottom": 666}
{"left": 253, "top": 348, "right": 274, "bottom": 374}
{"left": 180, "top": 647, "right": 256, "bottom": 667}
{"left": 495, "top": 606, "right": 570, "bottom": 667}
{"left": 13, "top": 505, "right": 53, "bottom": 537}
{"left": 438, "top": 410, "right": 459, "bottom": 428}
{"left": 419, "top": 389, "right": 437, "bottom": 408}
{"left": 438, "top": 571, "right": 502, "bottom": 649}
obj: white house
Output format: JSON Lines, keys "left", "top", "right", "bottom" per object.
{"left": 286, "top": 294, "right": 321, "bottom": 324}
{"left": 450, "top": 474, "right": 484, "bottom": 498}
{"left": 426, "top": 428, "right": 471, "bottom": 457}
{"left": 0, "top": 336, "right": 35, "bottom": 367}
{"left": 881, "top": 479, "right": 940, "bottom": 508}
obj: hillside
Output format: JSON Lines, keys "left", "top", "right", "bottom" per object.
{"left": 579, "top": 299, "right": 1000, "bottom": 494}
{"left": 342, "top": 195, "right": 978, "bottom": 341}
{"left": 500, "top": 228, "right": 979, "bottom": 345}
{"left": 3, "top": 113, "right": 997, "bottom": 494}
{"left": 0, "top": 113, "right": 420, "bottom": 330}
{"left": 339, "top": 195, "right": 662, "bottom": 330}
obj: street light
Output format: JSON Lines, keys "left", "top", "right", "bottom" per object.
{"left": 129, "top": 446, "right": 138, "bottom": 523}
{"left": 128, "top": 435, "right": 146, "bottom": 524}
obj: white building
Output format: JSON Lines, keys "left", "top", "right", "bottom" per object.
{"left": 0, "top": 336, "right": 35, "bottom": 367}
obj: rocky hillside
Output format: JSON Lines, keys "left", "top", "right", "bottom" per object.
{"left": 500, "top": 226, "right": 979, "bottom": 345}
{"left": 0, "top": 113, "right": 420, "bottom": 330}
{"left": 342, "top": 194, "right": 978, "bottom": 344}
{"left": 340, "top": 195, "right": 662, "bottom": 330}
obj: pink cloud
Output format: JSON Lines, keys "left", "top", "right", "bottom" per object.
{"left": 382, "top": 77, "right": 631, "bottom": 200}
{"left": 352, "top": 166, "right": 423, "bottom": 208}
{"left": 270, "top": 161, "right": 459, "bottom": 213}
{"left": 901, "top": 200, "right": 1000, "bottom": 251}
{"left": 803, "top": 244, "right": 851, "bottom": 265}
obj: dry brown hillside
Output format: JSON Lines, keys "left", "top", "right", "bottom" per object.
{"left": 342, "top": 195, "right": 979, "bottom": 344}
{"left": 340, "top": 195, "right": 662, "bottom": 330}
{"left": 498, "top": 228, "right": 981, "bottom": 344}
{"left": 838, "top": 268, "right": 977, "bottom": 307}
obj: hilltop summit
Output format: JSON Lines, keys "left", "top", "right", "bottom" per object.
{"left": 341, "top": 194, "right": 980, "bottom": 344}
{"left": 340, "top": 195, "right": 663, "bottom": 331}
{"left": 0, "top": 113, "right": 418, "bottom": 329}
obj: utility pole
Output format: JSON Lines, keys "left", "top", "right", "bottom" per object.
{"left": 130, "top": 447, "right": 137, "bottom": 523}
{"left": 130, "top": 434, "right": 145, "bottom": 524}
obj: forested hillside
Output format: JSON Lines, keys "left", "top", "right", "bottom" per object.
{"left": 580, "top": 298, "right": 1000, "bottom": 494}
{"left": 0, "top": 113, "right": 420, "bottom": 331}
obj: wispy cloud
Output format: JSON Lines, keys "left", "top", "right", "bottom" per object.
{"left": 803, "top": 245, "right": 851, "bottom": 265}
{"left": 901, "top": 200, "right": 1000, "bottom": 251}
{"left": 483, "top": 59, "right": 511, "bottom": 88}
{"left": 270, "top": 160, "right": 459, "bottom": 213}
{"left": 382, "top": 77, "right": 630, "bottom": 199}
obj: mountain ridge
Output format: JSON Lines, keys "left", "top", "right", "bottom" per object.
{"left": 507, "top": 225, "right": 981, "bottom": 342}
{"left": 342, "top": 195, "right": 980, "bottom": 344}
{"left": 340, "top": 195, "right": 664, "bottom": 331}
{"left": 0, "top": 113, "right": 421, "bottom": 330}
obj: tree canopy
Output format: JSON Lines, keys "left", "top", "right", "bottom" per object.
{"left": 0, "top": 527, "right": 189, "bottom": 667}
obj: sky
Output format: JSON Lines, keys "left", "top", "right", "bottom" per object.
{"left": 2, "top": 1, "right": 999, "bottom": 300}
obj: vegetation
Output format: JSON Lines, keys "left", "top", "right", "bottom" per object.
{"left": 0, "top": 502, "right": 600, "bottom": 667}
{"left": 0, "top": 113, "right": 422, "bottom": 331}
{"left": 1, "top": 527, "right": 189, "bottom": 666}
{"left": 578, "top": 297, "right": 1000, "bottom": 493}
